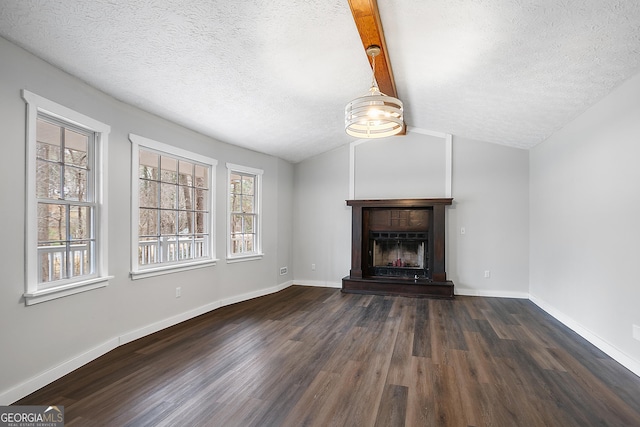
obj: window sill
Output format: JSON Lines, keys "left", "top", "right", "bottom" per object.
{"left": 24, "top": 276, "right": 112, "bottom": 306}
{"left": 130, "top": 259, "right": 218, "bottom": 280}
{"left": 226, "top": 253, "right": 264, "bottom": 263}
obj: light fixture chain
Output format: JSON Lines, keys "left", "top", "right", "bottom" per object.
{"left": 370, "top": 50, "right": 379, "bottom": 91}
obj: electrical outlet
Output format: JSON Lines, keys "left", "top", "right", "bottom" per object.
{"left": 176, "top": 287, "right": 181, "bottom": 298}
{"left": 633, "top": 324, "right": 640, "bottom": 342}
{"left": 311, "top": 263, "right": 316, "bottom": 271}
{"left": 279, "top": 266, "right": 288, "bottom": 275}
{"left": 460, "top": 227, "right": 466, "bottom": 235}
{"left": 484, "top": 270, "right": 491, "bottom": 278}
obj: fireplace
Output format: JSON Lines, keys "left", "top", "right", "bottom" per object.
{"left": 342, "top": 198, "right": 454, "bottom": 298}
{"left": 370, "top": 231, "right": 428, "bottom": 278}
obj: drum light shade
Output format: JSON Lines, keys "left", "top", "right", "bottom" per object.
{"left": 345, "top": 45, "right": 404, "bottom": 138}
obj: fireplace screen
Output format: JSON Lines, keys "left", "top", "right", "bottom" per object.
{"left": 370, "top": 231, "right": 428, "bottom": 278}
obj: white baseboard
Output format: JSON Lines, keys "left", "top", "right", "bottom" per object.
{"left": 118, "top": 301, "right": 222, "bottom": 346}
{"left": 455, "top": 288, "right": 529, "bottom": 299}
{"left": 294, "top": 280, "right": 342, "bottom": 288}
{"left": 530, "top": 293, "right": 640, "bottom": 378}
{"left": 0, "top": 280, "right": 294, "bottom": 405}
{"left": 218, "top": 280, "right": 293, "bottom": 307}
{"left": 0, "top": 338, "right": 119, "bottom": 406}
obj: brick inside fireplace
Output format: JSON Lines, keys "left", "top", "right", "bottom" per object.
{"left": 342, "top": 198, "right": 454, "bottom": 298}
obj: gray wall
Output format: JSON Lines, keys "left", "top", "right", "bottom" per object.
{"left": 353, "top": 131, "right": 446, "bottom": 199}
{"left": 293, "top": 131, "right": 530, "bottom": 297}
{"left": 293, "top": 145, "right": 352, "bottom": 286}
{"left": 530, "top": 71, "right": 640, "bottom": 374}
{"left": 448, "top": 136, "right": 529, "bottom": 296}
{"left": 0, "top": 37, "right": 294, "bottom": 403}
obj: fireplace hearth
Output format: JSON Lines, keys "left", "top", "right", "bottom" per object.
{"left": 342, "top": 198, "right": 454, "bottom": 298}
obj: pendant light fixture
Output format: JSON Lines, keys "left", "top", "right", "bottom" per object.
{"left": 345, "top": 45, "right": 404, "bottom": 138}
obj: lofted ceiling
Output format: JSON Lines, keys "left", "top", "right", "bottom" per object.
{"left": 1, "top": 1, "right": 640, "bottom": 163}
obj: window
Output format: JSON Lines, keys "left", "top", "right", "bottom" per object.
{"left": 227, "top": 163, "right": 263, "bottom": 262}
{"left": 22, "top": 90, "right": 111, "bottom": 305}
{"left": 130, "top": 134, "right": 217, "bottom": 279}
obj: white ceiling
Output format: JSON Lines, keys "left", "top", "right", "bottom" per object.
{"left": 1, "top": 1, "right": 639, "bottom": 163}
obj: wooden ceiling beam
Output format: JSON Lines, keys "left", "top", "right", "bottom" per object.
{"left": 347, "top": 0, "right": 398, "bottom": 98}
{"left": 347, "top": 0, "right": 406, "bottom": 134}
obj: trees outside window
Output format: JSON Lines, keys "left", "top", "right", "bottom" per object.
{"left": 130, "top": 134, "right": 217, "bottom": 278}
{"left": 36, "top": 116, "right": 95, "bottom": 283}
{"left": 227, "top": 163, "right": 263, "bottom": 261}
{"left": 23, "top": 90, "right": 111, "bottom": 305}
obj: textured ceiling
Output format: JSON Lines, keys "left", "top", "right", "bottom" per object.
{"left": 1, "top": 0, "right": 640, "bottom": 163}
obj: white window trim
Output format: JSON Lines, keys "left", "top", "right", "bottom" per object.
{"left": 129, "top": 134, "right": 218, "bottom": 279}
{"left": 22, "top": 90, "right": 112, "bottom": 305}
{"left": 226, "top": 162, "right": 264, "bottom": 262}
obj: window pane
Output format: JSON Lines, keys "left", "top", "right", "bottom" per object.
{"left": 160, "top": 156, "right": 177, "bottom": 183}
{"left": 194, "top": 234, "right": 206, "bottom": 257}
{"left": 139, "top": 150, "right": 159, "bottom": 180}
{"left": 230, "top": 174, "right": 241, "bottom": 194}
{"left": 38, "top": 203, "right": 66, "bottom": 243}
{"left": 139, "top": 236, "right": 159, "bottom": 265}
{"left": 230, "top": 193, "right": 241, "bottom": 212}
{"left": 64, "top": 128, "right": 88, "bottom": 167}
{"left": 244, "top": 234, "right": 254, "bottom": 253}
{"left": 160, "top": 210, "right": 176, "bottom": 235}
{"left": 244, "top": 215, "right": 254, "bottom": 233}
{"left": 231, "top": 214, "right": 243, "bottom": 233}
{"left": 139, "top": 180, "right": 159, "bottom": 208}
{"left": 38, "top": 249, "right": 67, "bottom": 282}
{"left": 178, "top": 236, "right": 194, "bottom": 260}
{"left": 36, "top": 119, "right": 61, "bottom": 161}
{"left": 195, "top": 211, "right": 207, "bottom": 234}
{"left": 36, "top": 161, "right": 60, "bottom": 199}
{"left": 178, "top": 211, "right": 192, "bottom": 234}
{"left": 231, "top": 234, "right": 243, "bottom": 254}
{"left": 195, "top": 188, "right": 208, "bottom": 211}
{"left": 242, "top": 175, "right": 254, "bottom": 195}
{"left": 195, "top": 165, "right": 208, "bottom": 188}
{"left": 160, "top": 183, "right": 176, "bottom": 209}
{"left": 69, "top": 205, "right": 91, "bottom": 240}
{"left": 178, "top": 160, "right": 194, "bottom": 187}
{"left": 70, "top": 240, "right": 92, "bottom": 276}
{"left": 36, "top": 141, "right": 61, "bottom": 162}
{"left": 242, "top": 195, "right": 254, "bottom": 213}
{"left": 163, "top": 237, "right": 178, "bottom": 262}
{"left": 139, "top": 208, "right": 159, "bottom": 236}
{"left": 178, "top": 185, "right": 193, "bottom": 210}
{"left": 64, "top": 166, "right": 88, "bottom": 201}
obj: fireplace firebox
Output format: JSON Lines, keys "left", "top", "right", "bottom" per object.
{"left": 371, "top": 231, "right": 428, "bottom": 278}
{"left": 342, "top": 198, "right": 454, "bottom": 298}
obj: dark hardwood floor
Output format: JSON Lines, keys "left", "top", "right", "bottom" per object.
{"left": 16, "top": 286, "right": 640, "bottom": 426}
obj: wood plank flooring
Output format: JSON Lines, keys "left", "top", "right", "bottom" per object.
{"left": 15, "top": 286, "right": 640, "bottom": 426}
